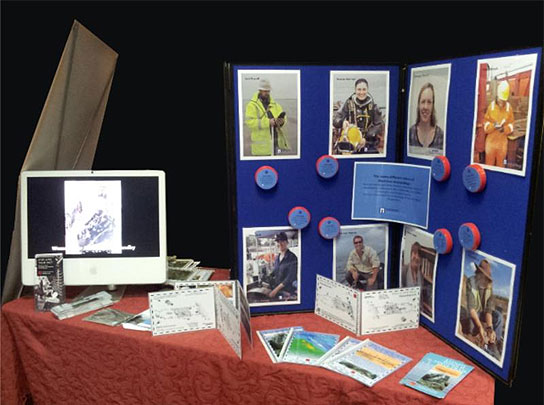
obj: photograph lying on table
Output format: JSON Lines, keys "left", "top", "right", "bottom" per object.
{"left": 455, "top": 249, "right": 515, "bottom": 368}
{"left": 333, "top": 223, "right": 389, "bottom": 291}
{"left": 470, "top": 52, "right": 538, "bottom": 176}
{"left": 315, "top": 274, "right": 420, "bottom": 335}
{"left": 243, "top": 227, "right": 301, "bottom": 307}
{"left": 399, "top": 225, "right": 438, "bottom": 322}
{"left": 329, "top": 70, "right": 389, "bottom": 158}
{"left": 238, "top": 69, "right": 300, "bottom": 160}
{"left": 406, "top": 63, "right": 451, "bottom": 160}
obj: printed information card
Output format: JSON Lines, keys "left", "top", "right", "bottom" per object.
{"left": 351, "top": 162, "right": 431, "bottom": 228}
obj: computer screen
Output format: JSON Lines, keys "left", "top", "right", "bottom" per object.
{"left": 20, "top": 170, "right": 167, "bottom": 286}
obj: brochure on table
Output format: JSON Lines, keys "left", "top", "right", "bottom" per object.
{"left": 148, "top": 280, "right": 252, "bottom": 358}
{"left": 224, "top": 47, "right": 543, "bottom": 383}
{"left": 314, "top": 274, "right": 420, "bottom": 335}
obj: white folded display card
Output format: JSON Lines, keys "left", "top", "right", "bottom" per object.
{"left": 314, "top": 274, "right": 420, "bottom": 335}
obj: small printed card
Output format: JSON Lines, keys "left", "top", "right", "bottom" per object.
{"left": 359, "top": 286, "right": 420, "bottom": 335}
{"left": 314, "top": 275, "right": 420, "bottom": 335}
{"left": 325, "top": 339, "right": 411, "bottom": 387}
{"left": 257, "top": 326, "right": 304, "bottom": 363}
{"left": 281, "top": 329, "right": 340, "bottom": 366}
{"left": 400, "top": 352, "right": 474, "bottom": 398}
{"left": 315, "top": 274, "right": 359, "bottom": 334}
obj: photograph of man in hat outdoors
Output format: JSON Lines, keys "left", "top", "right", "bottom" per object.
{"left": 457, "top": 250, "right": 515, "bottom": 365}
{"left": 239, "top": 70, "right": 299, "bottom": 159}
{"left": 267, "top": 231, "right": 298, "bottom": 300}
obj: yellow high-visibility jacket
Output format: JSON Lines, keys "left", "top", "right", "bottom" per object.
{"left": 245, "top": 93, "right": 285, "bottom": 156}
{"left": 483, "top": 100, "right": 515, "bottom": 138}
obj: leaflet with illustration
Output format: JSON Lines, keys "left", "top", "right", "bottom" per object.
{"left": 359, "top": 286, "right": 420, "bottom": 335}
{"left": 257, "top": 326, "right": 304, "bottom": 363}
{"left": 281, "top": 329, "right": 340, "bottom": 366}
{"left": 314, "top": 275, "right": 420, "bottom": 335}
{"left": 400, "top": 352, "right": 474, "bottom": 399}
{"left": 316, "top": 336, "right": 363, "bottom": 367}
{"left": 315, "top": 274, "right": 359, "bottom": 334}
{"left": 326, "top": 339, "right": 411, "bottom": 387}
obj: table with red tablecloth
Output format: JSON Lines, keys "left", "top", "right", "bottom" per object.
{"left": 1, "top": 280, "right": 494, "bottom": 404}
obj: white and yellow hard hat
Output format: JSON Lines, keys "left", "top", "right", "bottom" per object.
{"left": 497, "top": 81, "right": 510, "bottom": 101}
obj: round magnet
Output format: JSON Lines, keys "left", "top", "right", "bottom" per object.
{"left": 462, "top": 164, "right": 486, "bottom": 193}
{"left": 288, "top": 206, "right": 311, "bottom": 229}
{"left": 318, "top": 216, "right": 341, "bottom": 239}
{"left": 458, "top": 222, "right": 481, "bottom": 251}
{"left": 316, "top": 155, "right": 339, "bottom": 179}
{"left": 433, "top": 228, "right": 453, "bottom": 254}
{"left": 254, "top": 166, "right": 278, "bottom": 190}
{"left": 431, "top": 155, "right": 451, "bottom": 182}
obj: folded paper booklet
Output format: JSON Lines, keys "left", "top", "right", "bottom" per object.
{"left": 257, "top": 326, "right": 304, "bottom": 363}
{"left": 400, "top": 353, "right": 474, "bottom": 399}
{"left": 148, "top": 283, "right": 249, "bottom": 359}
{"left": 315, "top": 274, "right": 420, "bottom": 335}
{"left": 280, "top": 329, "right": 340, "bottom": 366}
{"left": 324, "top": 339, "right": 411, "bottom": 387}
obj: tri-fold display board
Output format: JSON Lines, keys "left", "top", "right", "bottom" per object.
{"left": 223, "top": 47, "right": 542, "bottom": 384}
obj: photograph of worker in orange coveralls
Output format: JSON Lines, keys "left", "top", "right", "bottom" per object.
{"left": 471, "top": 53, "right": 538, "bottom": 176}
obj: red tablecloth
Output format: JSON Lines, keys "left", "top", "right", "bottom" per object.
{"left": 1, "top": 283, "right": 493, "bottom": 405}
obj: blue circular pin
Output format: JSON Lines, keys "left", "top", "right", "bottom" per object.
{"left": 433, "top": 228, "right": 453, "bottom": 254}
{"left": 254, "top": 166, "right": 278, "bottom": 190}
{"left": 316, "top": 155, "right": 339, "bottom": 179}
{"left": 318, "top": 216, "right": 341, "bottom": 239}
{"left": 431, "top": 155, "right": 451, "bottom": 182}
{"left": 288, "top": 206, "right": 311, "bottom": 229}
{"left": 458, "top": 222, "right": 481, "bottom": 251}
{"left": 463, "top": 164, "right": 486, "bottom": 193}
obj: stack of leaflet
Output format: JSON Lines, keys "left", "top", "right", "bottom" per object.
{"left": 257, "top": 327, "right": 473, "bottom": 394}
{"left": 166, "top": 256, "right": 214, "bottom": 285}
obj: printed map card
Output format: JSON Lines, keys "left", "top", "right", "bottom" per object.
{"left": 400, "top": 352, "right": 474, "bottom": 399}
{"left": 149, "top": 288, "right": 216, "bottom": 336}
{"left": 326, "top": 339, "right": 411, "bottom": 387}
{"left": 281, "top": 329, "right": 340, "bottom": 366}
{"left": 214, "top": 285, "right": 242, "bottom": 359}
{"left": 257, "top": 326, "right": 304, "bottom": 363}
{"left": 360, "top": 287, "right": 420, "bottom": 335}
{"left": 315, "top": 274, "right": 359, "bottom": 334}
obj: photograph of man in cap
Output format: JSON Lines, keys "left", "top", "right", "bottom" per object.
{"left": 457, "top": 250, "right": 515, "bottom": 365}
{"left": 267, "top": 231, "right": 298, "bottom": 300}
{"left": 238, "top": 70, "right": 300, "bottom": 159}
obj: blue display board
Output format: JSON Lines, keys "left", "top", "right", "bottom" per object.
{"left": 224, "top": 48, "right": 542, "bottom": 384}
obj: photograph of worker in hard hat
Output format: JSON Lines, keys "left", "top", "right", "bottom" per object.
{"left": 455, "top": 249, "right": 515, "bottom": 367}
{"left": 238, "top": 70, "right": 300, "bottom": 160}
{"left": 243, "top": 227, "right": 300, "bottom": 307}
{"left": 330, "top": 71, "right": 389, "bottom": 158}
{"left": 407, "top": 64, "right": 451, "bottom": 160}
{"left": 471, "top": 53, "right": 538, "bottom": 176}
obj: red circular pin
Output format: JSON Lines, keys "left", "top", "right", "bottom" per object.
{"left": 431, "top": 155, "right": 451, "bottom": 182}
{"left": 315, "top": 155, "right": 339, "bottom": 179}
{"left": 433, "top": 228, "right": 453, "bottom": 254}
{"left": 458, "top": 222, "right": 481, "bottom": 251}
{"left": 462, "top": 164, "right": 486, "bottom": 193}
{"left": 318, "top": 216, "right": 341, "bottom": 239}
{"left": 254, "top": 166, "right": 278, "bottom": 190}
{"left": 288, "top": 206, "right": 311, "bottom": 229}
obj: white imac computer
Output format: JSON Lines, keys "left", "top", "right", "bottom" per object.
{"left": 20, "top": 170, "right": 167, "bottom": 289}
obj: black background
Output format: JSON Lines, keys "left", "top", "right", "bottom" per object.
{"left": 2, "top": 1, "right": 542, "bottom": 403}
